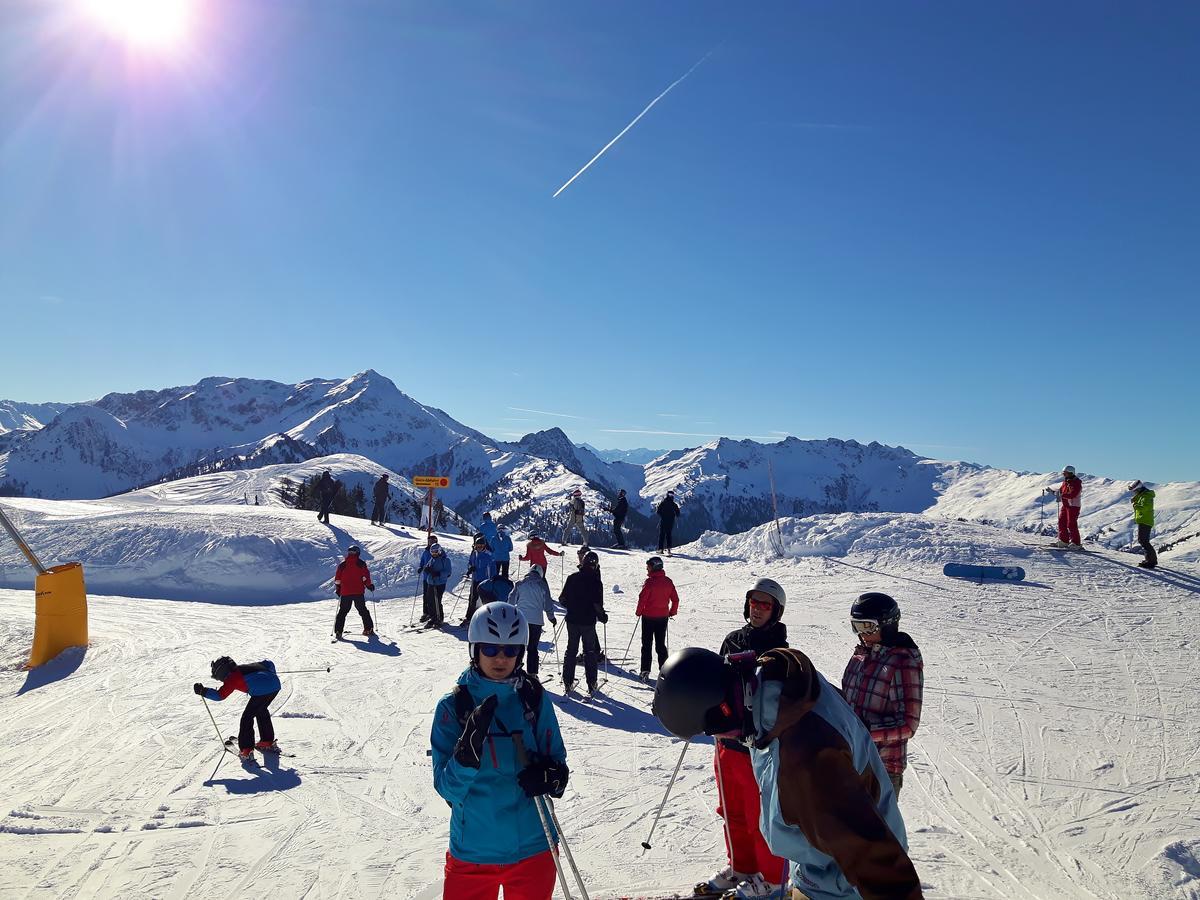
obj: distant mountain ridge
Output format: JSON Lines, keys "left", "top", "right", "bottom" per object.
{"left": 2, "top": 373, "right": 1197, "bottom": 559}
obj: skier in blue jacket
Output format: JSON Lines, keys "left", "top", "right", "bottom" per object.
{"left": 420, "top": 542, "right": 453, "bottom": 628}
{"left": 193, "top": 656, "right": 282, "bottom": 761}
{"left": 430, "top": 602, "right": 569, "bottom": 899}
{"left": 653, "top": 647, "right": 922, "bottom": 900}
{"left": 480, "top": 514, "right": 515, "bottom": 578}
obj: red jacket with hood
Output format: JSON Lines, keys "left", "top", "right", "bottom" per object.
{"left": 636, "top": 570, "right": 680, "bottom": 618}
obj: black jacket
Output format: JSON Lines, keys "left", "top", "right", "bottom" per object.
{"left": 611, "top": 497, "right": 628, "bottom": 520}
{"left": 373, "top": 478, "right": 390, "bottom": 502}
{"left": 719, "top": 620, "right": 788, "bottom": 657}
{"left": 656, "top": 498, "right": 680, "bottom": 521}
{"left": 559, "top": 569, "right": 605, "bottom": 626}
{"left": 318, "top": 474, "right": 339, "bottom": 501}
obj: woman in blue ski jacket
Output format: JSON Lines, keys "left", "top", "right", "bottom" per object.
{"left": 430, "top": 602, "right": 569, "bottom": 899}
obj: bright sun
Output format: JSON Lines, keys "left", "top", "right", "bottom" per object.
{"left": 81, "top": 0, "right": 197, "bottom": 51}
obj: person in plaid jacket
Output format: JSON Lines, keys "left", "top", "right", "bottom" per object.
{"left": 841, "top": 592, "right": 923, "bottom": 798}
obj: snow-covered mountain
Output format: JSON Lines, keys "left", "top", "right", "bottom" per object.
{"left": 579, "top": 444, "right": 667, "bottom": 466}
{"left": 0, "top": 400, "right": 74, "bottom": 435}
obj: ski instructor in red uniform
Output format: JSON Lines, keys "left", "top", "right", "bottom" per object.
{"left": 1049, "top": 465, "right": 1084, "bottom": 550}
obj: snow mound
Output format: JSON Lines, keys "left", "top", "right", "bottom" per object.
{"left": 691, "top": 512, "right": 1037, "bottom": 567}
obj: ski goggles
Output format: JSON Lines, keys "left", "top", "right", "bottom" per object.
{"left": 850, "top": 618, "right": 881, "bottom": 636}
{"left": 748, "top": 597, "right": 775, "bottom": 611}
{"left": 478, "top": 643, "right": 522, "bottom": 658}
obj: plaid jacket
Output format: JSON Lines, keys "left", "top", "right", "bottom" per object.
{"left": 841, "top": 635, "right": 923, "bottom": 775}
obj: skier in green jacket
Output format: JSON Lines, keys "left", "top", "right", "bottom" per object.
{"left": 1129, "top": 480, "right": 1157, "bottom": 569}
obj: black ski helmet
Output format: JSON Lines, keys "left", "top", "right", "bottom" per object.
{"left": 211, "top": 656, "right": 237, "bottom": 681}
{"left": 346, "top": 544, "right": 361, "bottom": 556}
{"left": 582, "top": 550, "right": 599, "bottom": 569}
{"left": 850, "top": 592, "right": 901, "bottom": 629}
{"left": 652, "top": 647, "right": 731, "bottom": 739}
{"left": 647, "top": 556, "right": 665, "bottom": 572}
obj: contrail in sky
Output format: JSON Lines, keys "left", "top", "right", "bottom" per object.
{"left": 552, "top": 49, "right": 715, "bottom": 198}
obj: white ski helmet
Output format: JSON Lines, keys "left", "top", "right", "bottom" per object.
{"left": 744, "top": 577, "right": 786, "bottom": 622}
{"left": 528, "top": 563, "right": 545, "bottom": 578}
{"left": 1128, "top": 479, "right": 1145, "bottom": 492}
{"left": 467, "top": 601, "right": 528, "bottom": 658}
{"left": 1062, "top": 465, "right": 1076, "bottom": 476}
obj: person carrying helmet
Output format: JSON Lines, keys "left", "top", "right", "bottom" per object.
{"left": 652, "top": 647, "right": 922, "bottom": 900}
{"left": 520, "top": 532, "right": 563, "bottom": 573}
{"left": 841, "top": 593, "right": 923, "bottom": 800}
{"left": 419, "top": 542, "right": 453, "bottom": 628}
{"left": 560, "top": 489, "right": 588, "bottom": 545}
{"left": 558, "top": 550, "right": 606, "bottom": 695}
{"left": 511, "top": 563, "right": 559, "bottom": 678}
{"left": 657, "top": 490, "right": 681, "bottom": 556}
{"left": 480, "top": 514, "right": 515, "bottom": 579}
{"left": 463, "top": 535, "right": 496, "bottom": 626}
{"left": 1047, "top": 465, "right": 1084, "bottom": 549}
{"left": 1128, "top": 480, "right": 1158, "bottom": 569}
{"left": 194, "top": 656, "right": 283, "bottom": 761}
{"left": 636, "top": 556, "right": 680, "bottom": 683}
{"left": 430, "top": 602, "right": 569, "bottom": 900}
{"left": 608, "top": 489, "right": 629, "bottom": 549}
{"left": 698, "top": 578, "right": 790, "bottom": 898}
{"left": 370, "top": 473, "right": 391, "bottom": 526}
{"left": 334, "top": 545, "right": 375, "bottom": 639}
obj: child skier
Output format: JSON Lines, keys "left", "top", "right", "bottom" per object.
{"left": 430, "top": 602, "right": 570, "bottom": 900}
{"left": 841, "top": 593, "right": 924, "bottom": 800}
{"left": 333, "top": 545, "right": 375, "bottom": 639}
{"left": 1048, "top": 465, "right": 1084, "bottom": 549}
{"left": 510, "top": 564, "right": 559, "bottom": 678}
{"left": 194, "top": 656, "right": 282, "bottom": 761}
{"left": 420, "top": 542, "right": 452, "bottom": 628}
{"left": 1129, "top": 480, "right": 1158, "bottom": 568}
{"left": 635, "top": 556, "right": 679, "bottom": 682}
{"left": 653, "top": 647, "right": 923, "bottom": 900}
{"left": 520, "top": 532, "right": 562, "bottom": 574}
{"left": 699, "top": 578, "right": 790, "bottom": 898}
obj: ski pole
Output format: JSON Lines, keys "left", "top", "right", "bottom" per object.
{"left": 641, "top": 738, "right": 690, "bottom": 850}
{"left": 275, "top": 666, "right": 333, "bottom": 674}
{"left": 601, "top": 621, "right": 609, "bottom": 687}
{"left": 712, "top": 742, "right": 737, "bottom": 867}
{"left": 544, "top": 797, "right": 591, "bottom": 900}
{"left": 512, "top": 734, "right": 574, "bottom": 899}
{"left": 540, "top": 619, "right": 565, "bottom": 669}
{"left": 409, "top": 579, "right": 420, "bottom": 627}
{"left": 200, "top": 696, "right": 234, "bottom": 755}
{"left": 621, "top": 616, "right": 640, "bottom": 663}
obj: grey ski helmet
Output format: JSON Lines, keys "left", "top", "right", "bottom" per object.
{"left": 652, "top": 647, "right": 732, "bottom": 739}
{"left": 1062, "top": 465, "right": 1076, "bottom": 476}
{"left": 744, "top": 577, "right": 786, "bottom": 623}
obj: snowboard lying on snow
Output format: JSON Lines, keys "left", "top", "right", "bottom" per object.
{"left": 942, "top": 562, "right": 1026, "bottom": 581}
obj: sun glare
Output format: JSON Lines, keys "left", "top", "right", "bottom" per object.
{"left": 82, "top": 0, "right": 197, "bottom": 51}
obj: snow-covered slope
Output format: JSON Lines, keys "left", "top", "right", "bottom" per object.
{"left": 1, "top": 506, "right": 1197, "bottom": 898}
{"left": 0, "top": 400, "right": 73, "bottom": 434}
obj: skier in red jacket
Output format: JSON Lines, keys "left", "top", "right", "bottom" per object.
{"left": 333, "top": 545, "right": 375, "bottom": 639}
{"left": 519, "top": 532, "right": 562, "bottom": 573}
{"left": 635, "top": 557, "right": 680, "bottom": 682}
{"left": 1048, "top": 465, "right": 1084, "bottom": 549}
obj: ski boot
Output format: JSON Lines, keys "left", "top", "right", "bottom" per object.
{"left": 1067, "top": 543, "right": 1083, "bottom": 551}
{"left": 695, "top": 866, "right": 749, "bottom": 896}
{"left": 562, "top": 679, "right": 576, "bottom": 695}
{"left": 363, "top": 628, "right": 375, "bottom": 637}
{"left": 237, "top": 747, "right": 256, "bottom": 763}
{"left": 639, "top": 671, "right": 651, "bottom": 684}
{"left": 255, "top": 740, "right": 281, "bottom": 754}
{"left": 725, "top": 873, "right": 783, "bottom": 898}
{"left": 1137, "top": 560, "right": 1156, "bottom": 569}
{"left": 1049, "top": 539, "right": 1069, "bottom": 548}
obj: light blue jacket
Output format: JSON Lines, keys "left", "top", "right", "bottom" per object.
{"left": 430, "top": 667, "right": 568, "bottom": 864}
{"left": 749, "top": 649, "right": 917, "bottom": 900}
{"left": 510, "top": 571, "right": 558, "bottom": 628}
{"left": 422, "top": 553, "right": 452, "bottom": 587}
{"left": 468, "top": 549, "right": 495, "bottom": 583}
{"left": 480, "top": 520, "right": 514, "bottom": 562}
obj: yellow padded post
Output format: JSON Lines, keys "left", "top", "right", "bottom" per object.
{"left": 28, "top": 562, "right": 89, "bottom": 669}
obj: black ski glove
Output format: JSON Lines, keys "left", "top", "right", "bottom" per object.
{"left": 367, "top": 583, "right": 375, "bottom": 592}
{"left": 548, "top": 616, "right": 558, "bottom": 626}
{"left": 453, "top": 694, "right": 498, "bottom": 769}
{"left": 517, "top": 754, "right": 569, "bottom": 798}
{"left": 193, "top": 683, "right": 206, "bottom": 696}
{"left": 597, "top": 610, "right": 609, "bottom": 624}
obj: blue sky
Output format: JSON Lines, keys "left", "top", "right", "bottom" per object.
{"left": 2, "top": 1, "right": 1197, "bottom": 482}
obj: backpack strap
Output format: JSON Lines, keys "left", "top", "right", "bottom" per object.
{"left": 514, "top": 672, "right": 544, "bottom": 730}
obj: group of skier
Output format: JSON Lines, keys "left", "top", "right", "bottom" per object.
{"left": 558, "top": 486, "right": 684, "bottom": 555}
{"left": 1045, "top": 465, "right": 1159, "bottom": 568}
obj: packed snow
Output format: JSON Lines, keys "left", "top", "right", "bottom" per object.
{"left": 1, "top": 499, "right": 1198, "bottom": 899}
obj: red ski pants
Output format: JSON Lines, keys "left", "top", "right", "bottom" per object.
{"left": 715, "top": 743, "right": 788, "bottom": 883}
{"left": 442, "top": 849, "right": 556, "bottom": 900}
{"left": 1058, "top": 504, "right": 1081, "bottom": 544}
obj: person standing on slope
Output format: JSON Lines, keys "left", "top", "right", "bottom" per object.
{"left": 520, "top": 532, "right": 563, "bottom": 578}
{"left": 608, "top": 489, "right": 629, "bottom": 549}
{"left": 370, "top": 473, "right": 391, "bottom": 526}
{"left": 841, "top": 593, "right": 923, "bottom": 800}
{"left": 560, "top": 489, "right": 588, "bottom": 545}
{"left": 194, "top": 656, "right": 283, "bottom": 761}
{"left": 420, "top": 542, "right": 453, "bottom": 628}
{"left": 430, "top": 602, "right": 570, "bottom": 900}
{"left": 316, "top": 470, "right": 341, "bottom": 524}
{"left": 653, "top": 647, "right": 923, "bottom": 900}
{"left": 558, "top": 550, "right": 607, "bottom": 695}
{"left": 1047, "top": 465, "right": 1084, "bottom": 549}
{"left": 333, "top": 545, "right": 376, "bottom": 639}
{"left": 698, "top": 578, "right": 791, "bottom": 898}
{"left": 480, "top": 514, "right": 514, "bottom": 579}
{"left": 636, "top": 556, "right": 680, "bottom": 683}
{"left": 463, "top": 535, "right": 496, "bottom": 626}
{"left": 510, "top": 564, "right": 559, "bottom": 678}
{"left": 657, "top": 490, "right": 681, "bottom": 556}
{"left": 1128, "top": 480, "right": 1158, "bottom": 569}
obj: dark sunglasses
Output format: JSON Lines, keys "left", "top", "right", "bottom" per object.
{"left": 478, "top": 644, "right": 521, "bottom": 658}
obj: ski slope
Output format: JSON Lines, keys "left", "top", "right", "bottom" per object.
{"left": 1, "top": 510, "right": 1198, "bottom": 899}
